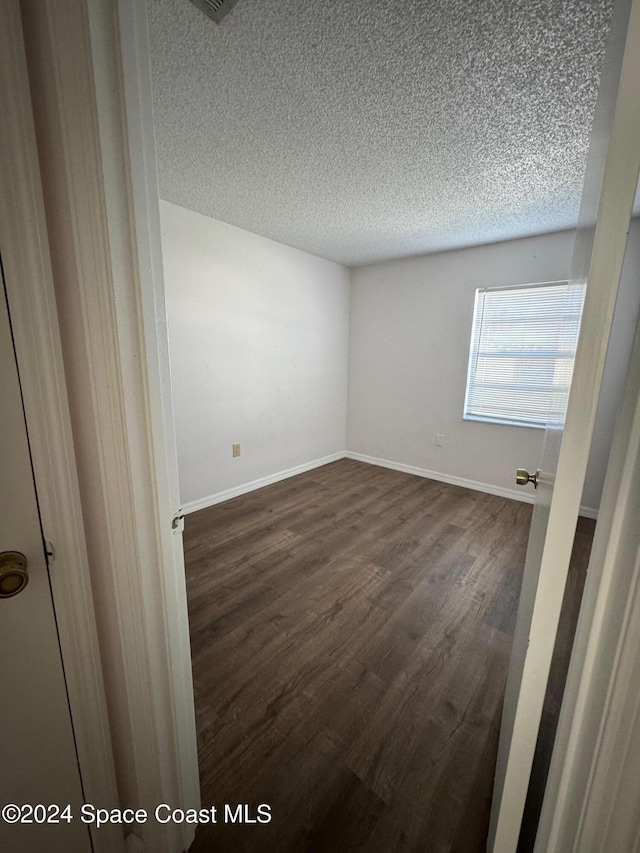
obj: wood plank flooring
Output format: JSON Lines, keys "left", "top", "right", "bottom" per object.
{"left": 185, "top": 459, "right": 593, "bottom": 853}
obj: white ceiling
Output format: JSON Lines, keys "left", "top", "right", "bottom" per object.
{"left": 147, "top": 0, "right": 622, "bottom": 267}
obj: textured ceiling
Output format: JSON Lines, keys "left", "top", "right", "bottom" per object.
{"left": 147, "top": 0, "right": 627, "bottom": 267}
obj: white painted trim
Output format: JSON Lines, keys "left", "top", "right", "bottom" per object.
{"left": 182, "top": 447, "right": 599, "bottom": 519}
{"left": 535, "top": 271, "right": 640, "bottom": 848}
{"left": 345, "top": 452, "right": 598, "bottom": 518}
{"left": 347, "top": 451, "right": 534, "bottom": 502}
{"left": 181, "top": 446, "right": 600, "bottom": 519}
{"left": 574, "top": 504, "right": 598, "bottom": 520}
{"left": 116, "top": 2, "right": 200, "bottom": 848}
{"left": 19, "top": 2, "right": 191, "bottom": 851}
{"left": 182, "top": 453, "right": 346, "bottom": 514}
{"left": 0, "top": 3, "right": 122, "bottom": 852}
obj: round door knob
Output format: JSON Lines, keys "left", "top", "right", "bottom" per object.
{"left": 516, "top": 468, "right": 540, "bottom": 488}
{"left": 0, "top": 551, "right": 29, "bottom": 598}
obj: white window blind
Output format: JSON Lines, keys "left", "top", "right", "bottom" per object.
{"left": 463, "top": 281, "right": 585, "bottom": 428}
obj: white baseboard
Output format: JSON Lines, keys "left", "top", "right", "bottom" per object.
{"left": 576, "top": 504, "right": 599, "bottom": 520}
{"left": 181, "top": 452, "right": 346, "bottom": 515}
{"left": 345, "top": 451, "right": 598, "bottom": 519}
{"left": 181, "top": 449, "right": 598, "bottom": 520}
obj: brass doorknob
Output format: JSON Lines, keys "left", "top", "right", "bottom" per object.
{"left": 516, "top": 468, "right": 540, "bottom": 488}
{"left": 0, "top": 551, "right": 29, "bottom": 598}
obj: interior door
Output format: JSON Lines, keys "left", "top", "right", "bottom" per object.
{"left": 488, "top": 0, "right": 640, "bottom": 849}
{"left": 0, "top": 272, "right": 91, "bottom": 852}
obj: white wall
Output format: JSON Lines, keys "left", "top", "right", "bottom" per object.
{"left": 162, "top": 201, "right": 639, "bottom": 514}
{"left": 160, "top": 201, "right": 351, "bottom": 508}
{"left": 347, "top": 223, "right": 640, "bottom": 512}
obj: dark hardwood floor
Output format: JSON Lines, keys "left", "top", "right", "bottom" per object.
{"left": 185, "top": 459, "right": 593, "bottom": 853}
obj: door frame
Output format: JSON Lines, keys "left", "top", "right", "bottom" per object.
{"left": 535, "top": 252, "right": 640, "bottom": 851}
{"left": 7, "top": 1, "right": 640, "bottom": 853}
{"left": 0, "top": 4, "right": 122, "bottom": 853}
{"left": 115, "top": 0, "right": 201, "bottom": 829}
{"left": 13, "top": 1, "right": 200, "bottom": 852}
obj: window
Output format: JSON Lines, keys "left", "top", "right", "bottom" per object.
{"left": 463, "top": 281, "right": 585, "bottom": 428}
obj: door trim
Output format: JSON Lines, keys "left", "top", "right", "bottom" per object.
{"left": 116, "top": 0, "right": 201, "bottom": 829}
{"left": 18, "top": 1, "right": 199, "bottom": 851}
{"left": 0, "top": 4, "right": 122, "bottom": 853}
{"left": 536, "top": 274, "right": 640, "bottom": 849}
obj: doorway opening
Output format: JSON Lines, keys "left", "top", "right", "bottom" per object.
{"left": 141, "top": 3, "right": 640, "bottom": 849}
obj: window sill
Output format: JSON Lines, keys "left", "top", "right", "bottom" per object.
{"left": 463, "top": 414, "right": 546, "bottom": 430}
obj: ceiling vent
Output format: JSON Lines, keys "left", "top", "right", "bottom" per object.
{"left": 189, "top": 0, "right": 241, "bottom": 24}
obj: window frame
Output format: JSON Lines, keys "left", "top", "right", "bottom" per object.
{"left": 462, "top": 279, "right": 584, "bottom": 430}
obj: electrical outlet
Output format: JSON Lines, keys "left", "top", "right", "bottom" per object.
{"left": 232, "top": 443, "right": 241, "bottom": 458}
{"left": 435, "top": 434, "right": 445, "bottom": 447}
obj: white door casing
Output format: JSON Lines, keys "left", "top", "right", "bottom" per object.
{"left": 536, "top": 233, "right": 640, "bottom": 852}
{"left": 0, "top": 2, "right": 122, "bottom": 851}
{"left": 115, "top": 0, "right": 200, "bottom": 822}
{"left": 18, "top": 1, "right": 199, "bottom": 850}
{"left": 489, "top": 0, "right": 640, "bottom": 848}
